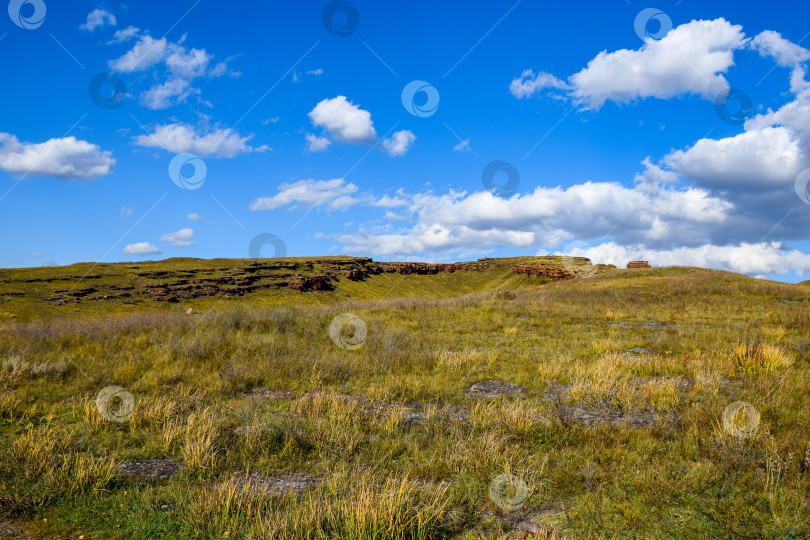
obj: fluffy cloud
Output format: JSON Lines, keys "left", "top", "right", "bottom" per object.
{"left": 305, "top": 133, "right": 332, "bottom": 152}
{"left": 159, "top": 228, "right": 195, "bottom": 247}
{"left": 336, "top": 169, "right": 732, "bottom": 257}
{"left": 513, "top": 18, "right": 748, "bottom": 108}
{"left": 308, "top": 96, "right": 377, "bottom": 144}
{"left": 133, "top": 123, "right": 263, "bottom": 158}
{"left": 124, "top": 242, "right": 161, "bottom": 255}
{"left": 0, "top": 133, "right": 114, "bottom": 180}
{"left": 750, "top": 30, "right": 810, "bottom": 67}
{"left": 108, "top": 34, "right": 227, "bottom": 109}
{"left": 666, "top": 126, "right": 805, "bottom": 192}
{"left": 554, "top": 241, "right": 810, "bottom": 277}
{"left": 250, "top": 178, "right": 359, "bottom": 211}
{"left": 188, "top": 213, "right": 204, "bottom": 222}
{"left": 382, "top": 130, "right": 415, "bottom": 157}
{"left": 509, "top": 69, "right": 569, "bottom": 99}
{"left": 80, "top": 9, "right": 116, "bottom": 31}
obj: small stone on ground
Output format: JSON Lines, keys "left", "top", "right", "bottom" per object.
{"left": 556, "top": 407, "right": 658, "bottom": 428}
{"left": 117, "top": 459, "right": 180, "bottom": 479}
{"left": 465, "top": 381, "right": 527, "bottom": 398}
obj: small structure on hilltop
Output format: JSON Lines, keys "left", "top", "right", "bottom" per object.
{"left": 627, "top": 261, "right": 651, "bottom": 269}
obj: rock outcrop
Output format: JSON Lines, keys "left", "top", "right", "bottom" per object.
{"left": 627, "top": 261, "right": 651, "bottom": 269}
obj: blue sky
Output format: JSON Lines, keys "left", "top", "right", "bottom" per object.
{"left": 2, "top": 0, "right": 810, "bottom": 282}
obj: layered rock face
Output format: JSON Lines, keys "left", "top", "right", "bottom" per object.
{"left": 627, "top": 261, "right": 651, "bottom": 269}
{"left": 33, "top": 256, "right": 615, "bottom": 305}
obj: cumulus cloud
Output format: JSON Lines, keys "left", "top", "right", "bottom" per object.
{"left": 188, "top": 213, "right": 204, "bottom": 222}
{"left": 159, "top": 228, "right": 195, "bottom": 247}
{"left": 80, "top": 9, "right": 116, "bottom": 31}
{"left": 554, "top": 241, "right": 810, "bottom": 277}
{"left": 108, "top": 33, "right": 228, "bottom": 109}
{"left": 382, "top": 130, "right": 415, "bottom": 156}
{"left": 336, "top": 169, "right": 732, "bottom": 257}
{"left": 0, "top": 133, "right": 115, "bottom": 180}
{"left": 513, "top": 18, "right": 748, "bottom": 109}
{"left": 308, "top": 96, "right": 377, "bottom": 144}
{"left": 305, "top": 133, "right": 332, "bottom": 152}
{"left": 250, "top": 178, "right": 359, "bottom": 211}
{"left": 124, "top": 242, "right": 161, "bottom": 255}
{"left": 133, "top": 123, "right": 261, "bottom": 158}
{"left": 666, "top": 126, "right": 805, "bottom": 192}
{"left": 750, "top": 30, "right": 810, "bottom": 67}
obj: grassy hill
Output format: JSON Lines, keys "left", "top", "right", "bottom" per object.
{"left": 0, "top": 257, "right": 808, "bottom": 538}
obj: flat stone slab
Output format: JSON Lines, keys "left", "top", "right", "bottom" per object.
{"left": 117, "top": 459, "right": 181, "bottom": 480}
{"left": 231, "top": 473, "right": 321, "bottom": 495}
{"left": 556, "top": 407, "right": 659, "bottom": 428}
{"left": 465, "top": 381, "right": 527, "bottom": 398}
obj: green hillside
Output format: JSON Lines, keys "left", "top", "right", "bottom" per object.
{"left": 0, "top": 258, "right": 808, "bottom": 538}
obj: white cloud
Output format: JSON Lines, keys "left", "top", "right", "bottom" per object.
{"left": 108, "top": 25, "right": 139, "bottom": 44}
{"left": 382, "top": 130, "right": 415, "bottom": 157}
{"left": 108, "top": 34, "right": 228, "bottom": 110}
{"left": 666, "top": 126, "right": 804, "bottom": 192}
{"left": 29, "top": 251, "right": 43, "bottom": 258}
{"left": 307, "top": 68, "right": 324, "bottom": 76}
{"left": 555, "top": 241, "right": 810, "bottom": 277}
{"left": 188, "top": 213, "right": 204, "bottom": 222}
{"left": 0, "top": 133, "right": 115, "bottom": 180}
{"left": 121, "top": 206, "right": 133, "bottom": 218}
{"left": 305, "top": 133, "right": 332, "bottom": 152}
{"left": 108, "top": 35, "right": 168, "bottom": 72}
{"left": 159, "top": 228, "right": 195, "bottom": 247}
{"left": 308, "top": 96, "right": 377, "bottom": 144}
{"left": 515, "top": 18, "right": 748, "bottom": 109}
{"left": 250, "top": 178, "right": 359, "bottom": 211}
{"left": 141, "top": 77, "right": 197, "bottom": 110}
{"left": 509, "top": 69, "right": 569, "bottom": 99}
{"left": 262, "top": 117, "right": 280, "bottom": 125}
{"left": 750, "top": 30, "right": 810, "bottom": 67}
{"left": 133, "top": 123, "right": 260, "bottom": 158}
{"left": 124, "top": 242, "right": 161, "bottom": 255}
{"left": 336, "top": 170, "right": 732, "bottom": 257}
{"left": 80, "top": 9, "right": 116, "bottom": 31}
